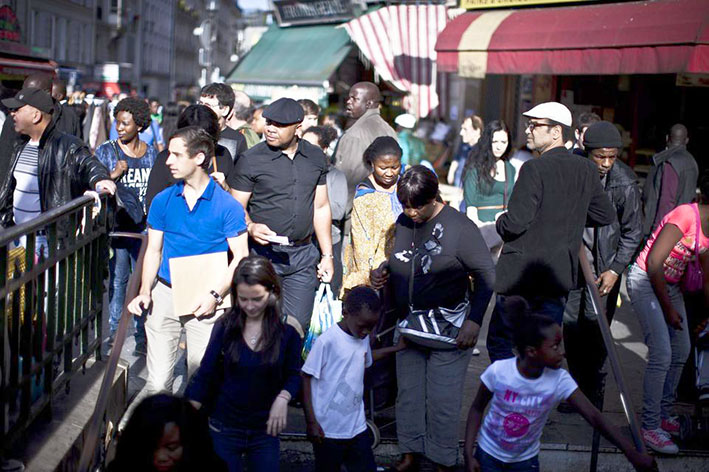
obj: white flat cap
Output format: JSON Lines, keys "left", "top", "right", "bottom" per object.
{"left": 394, "top": 113, "right": 417, "bottom": 129}
{"left": 522, "top": 102, "right": 572, "bottom": 127}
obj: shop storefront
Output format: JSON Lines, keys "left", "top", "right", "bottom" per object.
{"left": 0, "top": 6, "right": 55, "bottom": 90}
{"left": 435, "top": 0, "right": 709, "bottom": 169}
{"left": 226, "top": 0, "right": 358, "bottom": 106}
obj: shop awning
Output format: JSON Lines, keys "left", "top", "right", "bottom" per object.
{"left": 0, "top": 56, "right": 55, "bottom": 80}
{"left": 225, "top": 24, "right": 352, "bottom": 87}
{"left": 343, "top": 5, "right": 449, "bottom": 118}
{"left": 435, "top": 0, "right": 709, "bottom": 77}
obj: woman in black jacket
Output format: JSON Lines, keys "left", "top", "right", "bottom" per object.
{"left": 371, "top": 166, "right": 495, "bottom": 471}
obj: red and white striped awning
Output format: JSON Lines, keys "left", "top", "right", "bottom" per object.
{"left": 435, "top": 0, "right": 709, "bottom": 77}
{"left": 342, "top": 5, "right": 448, "bottom": 119}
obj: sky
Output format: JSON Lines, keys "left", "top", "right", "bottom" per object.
{"left": 237, "top": 0, "right": 270, "bottom": 12}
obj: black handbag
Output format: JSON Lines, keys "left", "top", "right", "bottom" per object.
{"left": 397, "top": 227, "right": 468, "bottom": 350}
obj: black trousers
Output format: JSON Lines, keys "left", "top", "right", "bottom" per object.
{"left": 562, "top": 277, "right": 621, "bottom": 407}
{"left": 251, "top": 242, "right": 320, "bottom": 332}
{"left": 313, "top": 430, "right": 376, "bottom": 472}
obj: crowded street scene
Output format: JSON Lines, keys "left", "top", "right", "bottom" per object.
{"left": 0, "top": 0, "right": 708, "bottom": 471}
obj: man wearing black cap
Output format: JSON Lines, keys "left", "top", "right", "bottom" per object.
{"left": 0, "top": 87, "right": 115, "bottom": 234}
{"left": 562, "top": 121, "right": 642, "bottom": 408}
{"left": 228, "top": 97, "right": 333, "bottom": 332}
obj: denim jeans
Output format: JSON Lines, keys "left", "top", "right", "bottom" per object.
{"left": 626, "top": 264, "right": 690, "bottom": 430}
{"left": 474, "top": 447, "right": 539, "bottom": 471}
{"left": 108, "top": 239, "right": 145, "bottom": 344}
{"left": 313, "top": 430, "right": 376, "bottom": 472}
{"left": 208, "top": 418, "right": 279, "bottom": 472}
{"left": 487, "top": 294, "right": 567, "bottom": 362}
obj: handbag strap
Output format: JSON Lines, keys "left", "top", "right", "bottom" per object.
{"left": 692, "top": 203, "right": 701, "bottom": 261}
{"left": 502, "top": 161, "right": 509, "bottom": 209}
{"left": 408, "top": 227, "right": 416, "bottom": 310}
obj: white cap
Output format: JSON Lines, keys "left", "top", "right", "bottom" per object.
{"left": 394, "top": 113, "right": 417, "bottom": 129}
{"left": 522, "top": 102, "right": 572, "bottom": 127}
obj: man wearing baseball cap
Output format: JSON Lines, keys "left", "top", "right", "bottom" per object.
{"left": 227, "top": 97, "right": 334, "bottom": 332}
{"left": 0, "top": 87, "right": 115, "bottom": 241}
{"left": 487, "top": 102, "right": 616, "bottom": 362}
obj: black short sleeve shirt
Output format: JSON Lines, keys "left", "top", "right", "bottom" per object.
{"left": 228, "top": 140, "right": 328, "bottom": 241}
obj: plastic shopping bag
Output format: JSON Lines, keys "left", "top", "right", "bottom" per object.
{"left": 302, "top": 284, "right": 342, "bottom": 360}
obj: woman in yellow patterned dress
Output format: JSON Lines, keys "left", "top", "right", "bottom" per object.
{"left": 342, "top": 137, "right": 405, "bottom": 294}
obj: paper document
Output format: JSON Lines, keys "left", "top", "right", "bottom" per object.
{"left": 169, "top": 251, "right": 232, "bottom": 316}
{"left": 265, "top": 234, "right": 291, "bottom": 245}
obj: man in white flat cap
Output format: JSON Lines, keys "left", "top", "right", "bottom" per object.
{"left": 486, "top": 102, "right": 616, "bottom": 362}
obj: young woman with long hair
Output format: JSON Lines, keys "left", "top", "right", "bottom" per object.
{"left": 186, "top": 256, "right": 302, "bottom": 472}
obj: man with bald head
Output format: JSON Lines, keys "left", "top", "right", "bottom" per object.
{"left": 642, "top": 123, "right": 698, "bottom": 237}
{"left": 227, "top": 89, "right": 259, "bottom": 148}
{"left": 333, "top": 81, "right": 397, "bottom": 209}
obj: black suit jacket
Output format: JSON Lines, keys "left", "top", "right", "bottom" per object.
{"left": 495, "top": 146, "right": 616, "bottom": 297}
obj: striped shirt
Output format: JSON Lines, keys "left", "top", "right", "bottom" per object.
{"left": 13, "top": 141, "right": 41, "bottom": 225}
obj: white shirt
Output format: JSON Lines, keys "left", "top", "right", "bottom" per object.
{"left": 478, "top": 358, "right": 578, "bottom": 463}
{"left": 302, "top": 323, "right": 372, "bottom": 439}
{"left": 13, "top": 141, "right": 41, "bottom": 225}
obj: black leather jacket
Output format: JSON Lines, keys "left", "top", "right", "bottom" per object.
{"left": 594, "top": 160, "right": 643, "bottom": 276}
{"left": 0, "top": 120, "right": 110, "bottom": 228}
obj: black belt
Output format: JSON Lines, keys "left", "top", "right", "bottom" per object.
{"left": 289, "top": 236, "right": 312, "bottom": 247}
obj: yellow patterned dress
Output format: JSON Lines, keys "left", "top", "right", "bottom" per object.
{"left": 341, "top": 178, "right": 403, "bottom": 295}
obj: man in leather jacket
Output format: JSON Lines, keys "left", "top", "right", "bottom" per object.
{"left": 0, "top": 87, "right": 115, "bottom": 233}
{"left": 563, "top": 121, "right": 642, "bottom": 407}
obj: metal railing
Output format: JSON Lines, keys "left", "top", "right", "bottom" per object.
{"left": 0, "top": 193, "right": 110, "bottom": 452}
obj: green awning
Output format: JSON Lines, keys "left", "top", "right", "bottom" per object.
{"left": 226, "top": 24, "right": 352, "bottom": 87}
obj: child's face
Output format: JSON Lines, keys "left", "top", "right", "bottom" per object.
{"left": 153, "top": 421, "right": 183, "bottom": 472}
{"left": 535, "top": 324, "right": 565, "bottom": 369}
{"left": 343, "top": 309, "right": 379, "bottom": 339}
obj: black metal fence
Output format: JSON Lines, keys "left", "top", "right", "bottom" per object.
{"left": 0, "top": 193, "right": 110, "bottom": 451}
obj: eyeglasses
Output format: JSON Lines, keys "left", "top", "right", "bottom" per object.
{"left": 525, "top": 121, "right": 554, "bottom": 131}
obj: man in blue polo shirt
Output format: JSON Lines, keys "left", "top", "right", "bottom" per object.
{"left": 128, "top": 126, "right": 248, "bottom": 394}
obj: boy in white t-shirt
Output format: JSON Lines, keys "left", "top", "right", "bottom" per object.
{"left": 302, "top": 286, "right": 405, "bottom": 471}
{"left": 464, "top": 298, "right": 656, "bottom": 472}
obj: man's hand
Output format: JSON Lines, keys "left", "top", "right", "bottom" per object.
{"left": 95, "top": 179, "right": 117, "bottom": 195}
{"left": 306, "top": 420, "right": 325, "bottom": 444}
{"left": 110, "top": 160, "right": 128, "bottom": 180}
{"left": 128, "top": 294, "right": 152, "bottom": 316}
{"left": 210, "top": 172, "right": 229, "bottom": 191}
{"left": 248, "top": 222, "right": 277, "bottom": 245}
{"left": 191, "top": 292, "right": 218, "bottom": 319}
{"left": 317, "top": 256, "right": 334, "bottom": 283}
{"left": 369, "top": 261, "right": 389, "bottom": 290}
{"left": 596, "top": 270, "right": 619, "bottom": 296}
{"left": 456, "top": 319, "right": 480, "bottom": 349}
{"left": 266, "top": 396, "right": 289, "bottom": 437}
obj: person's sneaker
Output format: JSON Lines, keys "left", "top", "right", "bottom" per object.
{"left": 642, "top": 428, "right": 679, "bottom": 454}
{"left": 472, "top": 347, "right": 481, "bottom": 356}
{"left": 661, "top": 416, "right": 681, "bottom": 436}
{"left": 133, "top": 341, "right": 147, "bottom": 356}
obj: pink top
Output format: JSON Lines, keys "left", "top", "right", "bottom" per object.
{"left": 636, "top": 203, "right": 709, "bottom": 283}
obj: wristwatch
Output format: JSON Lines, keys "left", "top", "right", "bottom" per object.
{"left": 209, "top": 290, "right": 223, "bottom": 305}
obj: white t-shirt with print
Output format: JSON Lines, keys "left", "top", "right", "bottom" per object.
{"left": 302, "top": 323, "right": 372, "bottom": 439}
{"left": 478, "top": 358, "right": 578, "bottom": 463}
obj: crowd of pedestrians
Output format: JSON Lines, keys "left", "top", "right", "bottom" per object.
{"left": 1, "top": 73, "right": 707, "bottom": 472}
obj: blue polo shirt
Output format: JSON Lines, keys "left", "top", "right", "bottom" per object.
{"left": 147, "top": 178, "right": 247, "bottom": 284}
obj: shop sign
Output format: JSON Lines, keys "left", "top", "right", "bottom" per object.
{"left": 96, "top": 63, "right": 120, "bottom": 82}
{"left": 273, "top": 0, "right": 354, "bottom": 27}
{"left": 0, "top": 5, "right": 21, "bottom": 42}
{"left": 676, "top": 73, "right": 709, "bottom": 88}
{"left": 460, "top": 0, "right": 592, "bottom": 9}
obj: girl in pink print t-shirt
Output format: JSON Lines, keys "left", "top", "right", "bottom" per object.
{"left": 463, "top": 303, "right": 655, "bottom": 471}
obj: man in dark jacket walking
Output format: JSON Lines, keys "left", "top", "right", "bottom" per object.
{"left": 0, "top": 88, "right": 115, "bottom": 237}
{"left": 642, "top": 124, "right": 698, "bottom": 238}
{"left": 487, "top": 102, "right": 616, "bottom": 362}
{"left": 563, "top": 121, "right": 642, "bottom": 407}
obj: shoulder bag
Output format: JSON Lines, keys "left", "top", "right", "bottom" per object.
{"left": 397, "top": 227, "right": 468, "bottom": 349}
{"left": 681, "top": 203, "right": 704, "bottom": 293}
